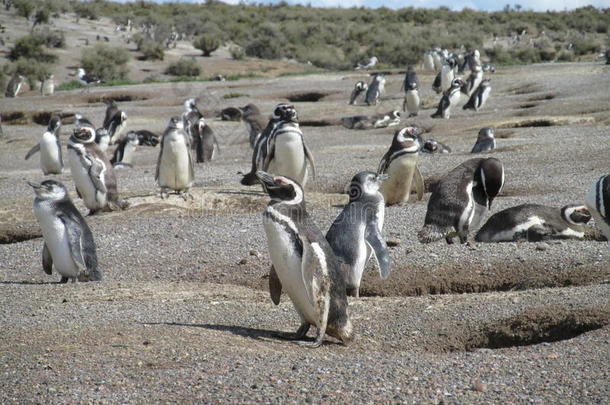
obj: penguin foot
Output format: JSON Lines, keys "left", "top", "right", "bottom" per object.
{"left": 274, "top": 323, "right": 310, "bottom": 341}
{"left": 296, "top": 339, "right": 323, "bottom": 348}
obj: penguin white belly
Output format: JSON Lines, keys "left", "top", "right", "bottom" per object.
{"left": 68, "top": 149, "right": 105, "bottom": 210}
{"left": 34, "top": 204, "right": 80, "bottom": 277}
{"left": 98, "top": 137, "right": 109, "bottom": 153}
{"left": 40, "top": 133, "right": 62, "bottom": 174}
{"left": 268, "top": 134, "right": 307, "bottom": 186}
{"left": 424, "top": 54, "right": 434, "bottom": 71}
{"left": 489, "top": 216, "right": 545, "bottom": 241}
{"left": 122, "top": 143, "right": 136, "bottom": 165}
{"left": 477, "top": 87, "right": 491, "bottom": 110}
{"left": 110, "top": 122, "right": 127, "bottom": 145}
{"left": 159, "top": 136, "right": 190, "bottom": 190}
{"left": 263, "top": 215, "right": 317, "bottom": 325}
{"left": 350, "top": 224, "right": 368, "bottom": 289}
{"left": 406, "top": 90, "right": 419, "bottom": 115}
{"left": 440, "top": 68, "right": 454, "bottom": 91}
{"left": 471, "top": 75, "right": 483, "bottom": 96}
{"left": 380, "top": 156, "right": 418, "bottom": 205}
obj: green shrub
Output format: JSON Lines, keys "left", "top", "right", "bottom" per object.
{"left": 14, "top": 0, "right": 35, "bottom": 19}
{"left": 7, "top": 57, "right": 50, "bottom": 86}
{"left": 245, "top": 38, "right": 283, "bottom": 60}
{"left": 229, "top": 46, "right": 245, "bottom": 60}
{"left": 165, "top": 58, "right": 201, "bottom": 77}
{"left": 74, "top": 2, "right": 98, "bottom": 20}
{"left": 8, "top": 35, "right": 57, "bottom": 63}
{"left": 556, "top": 51, "right": 575, "bottom": 62}
{"left": 193, "top": 34, "right": 221, "bottom": 57}
{"left": 571, "top": 38, "right": 601, "bottom": 56}
{"left": 32, "top": 8, "right": 50, "bottom": 27}
{"left": 484, "top": 45, "right": 515, "bottom": 64}
{"left": 140, "top": 41, "right": 164, "bottom": 61}
{"left": 538, "top": 48, "right": 556, "bottom": 61}
{"left": 81, "top": 44, "right": 130, "bottom": 81}
{"left": 35, "top": 29, "right": 66, "bottom": 48}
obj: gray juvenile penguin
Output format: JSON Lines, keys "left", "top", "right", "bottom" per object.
{"left": 326, "top": 171, "right": 390, "bottom": 298}
{"left": 471, "top": 127, "right": 496, "bottom": 153}
{"left": 257, "top": 171, "right": 353, "bottom": 348}
{"left": 240, "top": 103, "right": 267, "bottom": 148}
{"left": 29, "top": 180, "right": 101, "bottom": 282}
{"left": 25, "top": 116, "right": 63, "bottom": 175}
{"left": 155, "top": 116, "right": 195, "bottom": 199}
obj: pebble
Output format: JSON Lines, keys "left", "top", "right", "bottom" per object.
{"left": 473, "top": 379, "right": 488, "bottom": 392}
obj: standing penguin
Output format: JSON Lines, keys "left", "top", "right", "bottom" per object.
{"left": 257, "top": 171, "right": 353, "bottom": 347}
{"left": 181, "top": 97, "right": 202, "bottom": 139}
{"left": 110, "top": 131, "right": 139, "bottom": 168}
{"left": 24, "top": 116, "right": 63, "bottom": 175}
{"left": 326, "top": 171, "right": 390, "bottom": 298}
{"left": 349, "top": 81, "right": 368, "bottom": 105}
{"left": 471, "top": 127, "right": 496, "bottom": 153}
{"left": 67, "top": 124, "right": 126, "bottom": 214}
{"left": 402, "top": 66, "right": 420, "bottom": 117}
{"left": 41, "top": 74, "right": 54, "bottom": 96}
{"left": 423, "top": 51, "right": 435, "bottom": 71}
{"left": 240, "top": 103, "right": 316, "bottom": 188}
{"left": 240, "top": 103, "right": 267, "bottom": 148}
{"left": 103, "top": 99, "right": 128, "bottom": 145}
{"left": 431, "top": 78, "right": 465, "bottom": 119}
{"left": 5, "top": 74, "right": 26, "bottom": 97}
{"left": 585, "top": 174, "right": 610, "bottom": 241}
{"left": 365, "top": 74, "right": 386, "bottom": 106}
{"left": 418, "top": 158, "right": 504, "bottom": 244}
{"left": 461, "top": 65, "right": 483, "bottom": 97}
{"left": 192, "top": 117, "right": 219, "bottom": 163}
{"left": 440, "top": 59, "right": 456, "bottom": 92}
{"left": 29, "top": 180, "right": 101, "bottom": 282}
{"left": 475, "top": 204, "right": 591, "bottom": 242}
{"left": 377, "top": 126, "right": 425, "bottom": 206}
{"left": 155, "top": 116, "right": 195, "bottom": 199}
{"left": 463, "top": 79, "right": 492, "bottom": 111}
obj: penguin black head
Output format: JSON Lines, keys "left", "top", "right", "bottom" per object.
{"left": 478, "top": 158, "right": 504, "bottom": 208}
{"left": 393, "top": 126, "right": 421, "bottom": 151}
{"left": 272, "top": 103, "right": 298, "bottom": 123}
{"left": 451, "top": 78, "right": 465, "bottom": 88}
{"left": 422, "top": 140, "right": 438, "bottom": 153}
{"left": 478, "top": 127, "right": 495, "bottom": 140}
{"left": 47, "top": 116, "right": 61, "bottom": 133}
{"left": 355, "top": 81, "right": 367, "bottom": 91}
{"left": 347, "top": 171, "right": 388, "bottom": 202}
{"left": 73, "top": 125, "right": 96, "bottom": 143}
{"left": 168, "top": 116, "right": 184, "bottom": 130}
{"left": 256, "top": 171, "right": 303, "bottom": 205}
{"left": 561, "top": 205, "right": 591, "bottom": 225}
{"left": 28, "top": 180, "right": 68, "bottom": 201}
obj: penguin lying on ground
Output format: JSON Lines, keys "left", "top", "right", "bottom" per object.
{"left": 421, "top": 139, "right": 452, "bottom": 154}
{"left": 219, "top": 107, "right": 242, "bottom": 121}
{"left": 341, "top": 111, "right": 401, "bottom": 130}
{"left": 25, "top": 116, "right": 63, "bottom": 175}
{"left": 585, "top": 174, "right": 610, "bottom": 241}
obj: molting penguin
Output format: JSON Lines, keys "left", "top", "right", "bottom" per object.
{"left": 421, "top": 139, "right": 451, "bottom": 154}
{"left": 103, "top": 99, "right": 128, "bottom": 145}
{"left": 418, "top": 157, "right": 504, "bottom": 244}
{"left": 181, "top": 97, "right": 203, "bottom": 143}
{"left": 326, "top": 171, "right": 390, "bottom": 298}
{"left": 475, "top": 204, "right": 591, "bottom": 242}
{"left": 24, "top": 116, "right": 63, "bottom": 175}
{"left": 585, "top": 174, "right": 610, "bottom": 241}
{"left": 471, "top": 127, "right": 496, "bottom": 153}
{"left": 155, "top": 116, "right": 195, "bottom": 199}
{"left": 240, "top": 103, "right": 267, "bottom": 148}
{"left": 129, "top": 129, "right": 160, "bottom": 147}
{"left": 240, "top": 103, "right": 316, "bottom": 187}
{"left": 431, "top": 78, "right": 465, "bottom": 119}
{"left": 365, "top": 74, "right": 386, "bottom": 106}
{"left": 349, "top": 81, "right": 368, "bottom": 105}
{"left": 68, "top": 123, "right": 126, "bottom": 214}
{"left": 402, "top": 66, "right": 420, "bottom": 117}
{"left": 192, "top": 117, "right": 219, "bottom": 163}
{"left": 110, "top": 131, "right": 139, "bottom": 168}
{"left": 5, "top": 74, "right": 26, "bottom": 97}
{"left": 29, "top": 180, "right": 101, "bottom": 282}
{"left": 463, "top": 79, "right": 491, "bottom": 111}
{"left": 257, "top": 171, "right": 353, "bottom": 347}
{"left": 377, "top": 126, "right": 425, "bottom": 206}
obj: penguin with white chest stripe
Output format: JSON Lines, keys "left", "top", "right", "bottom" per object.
{"left": 463, "top": 79, "right": 491, "bottom": 111}
{"left": 402, "top": 66, "right": 420, "bottom": 117}
{"left": 349, "top": 81, "right": 368, "bottom": 105}
{"left": 192, "top": 117, "right": 219, "bottom": 163}
{"left": 257, "top": 171, "right": 353, "bottom": 347}
{"left": 29, "top": 180, "right": 101, "bottom": 283}
{"left": 25, "top": 116, "right": 63, "bottom": 175}
{"left": 475, "top": 204, "right": 591, "bottom": 242}
{"left": 377, "top": 126, "right": 425, "bottom": 206}
{"left": 68, "top": 124, "right": 126, "bottom": 215}
{"left": 419, "top": 158, "right": 504, "bottom": 244}
{"left": 103, "top": 99, "right": 128, "bottom": 145}
{"left": 585, "top": 174, "right": 610, "bottom": 241}
{"left": 471, "top": 127, "right": 496, "bottom": 153}
{"left": 155, "top": 116, "right": 195, "bottom": 199}
{"left": 326, "top": 171, "right": 390, "bottom": 298}
{"left": 431, "top": 78, "right": 465, "bottom": 119}
{"left": 110, "top": 131, "right": 139, "bottom": 168}
{"left": 365, "top": 74, "right": 385, "bottom": 106}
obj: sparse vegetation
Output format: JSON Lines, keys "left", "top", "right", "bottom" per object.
{"left": 229, "top": 46, "right": 246, "bottom": 60}
{"left": 8, "top": 35, "right": 57, "bottom": 63}
{"left": 81, "top": 44, "right": 130, "bottom": 81}
{"left": 194, "top": 34, "right": 221, "bottom": 57}
{"left": 223, "top": 93, "right": 249, "bottom": 99}
{"left": 139, "top": 41, "right": 165, "bottom": 61}
{"left": 7, "top": 57, "right": 51, "bottom": 87}
{"left": 165, "top": 58, "right": 201, "bottom": 77}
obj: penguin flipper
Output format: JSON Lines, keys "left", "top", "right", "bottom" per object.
{"left": 155, "top": 140, "right": 163, "bottom": 181}
{"left": 89, "top": 159, "right": 107, "bottom": 194}
{"left": 58, "top": 212, "right": 87, "bottom": 272}
{"left": 187, "top": 147, "right": 195, "bottom": 181}
{"left": 303, "top": 143, "right": 316, "bottom": 180}
{"left": 301, "top": 239, "right": 330, "bottom": 346}
{"left": 269, "top": 265, "right": 282, "bottom": 305}
{"left": 24, "top": 143, "right": 40, "bottom": 160}
{"left": 413, "top": 164, "right": 425, "bottom": 201}
{"left": 42, "top": 242, "right": 53, "bottom": 275}
{"left": 365, "top": 229, "right": 390, "bottom": 280}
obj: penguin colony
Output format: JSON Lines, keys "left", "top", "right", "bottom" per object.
{"left": 15, "top": 48, "right": 608, "bottom": 348}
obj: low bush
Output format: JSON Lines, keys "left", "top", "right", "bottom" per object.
{"left": 165, "top": 58, "right": 201, "bottom": 77}
{"left": 229, "top": 46, "right": 245, "bottom": 60}
{"left": 81, "top": 44, "right": 130, "bottom": 81}
{"left": 8, "top": 35, "right": 57, "bottom": 63}
{"left": 140, "top": 41, "right": 164, "bottom": 61}
{"left": 194, "top": 34, "right": 221, "bottom": 57}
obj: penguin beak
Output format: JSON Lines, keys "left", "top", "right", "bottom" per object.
{"left": 27, "top": 181, "right": 42, "bottom": 189}
{"left": 377, "top": 173, "right": 390, "bottom": 181}
{"left": 255, "top": 171, "right": 277, "bottom": 187}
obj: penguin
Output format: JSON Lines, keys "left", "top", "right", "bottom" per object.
{"left": 67, "top": 123, "right": 126, "bottom": 214}
{"left": 240, "top": 103, "right": 316, "bottom": 187}
{"left": 423, "top": 51, "right": 435, "bottom": 71}
{"left": 110, "top": 131, "right": 139, "bottom": 168}
{"left": 471, "top": 127, "right": 496, "bottom": 153}
{"left": 73, "top": 113, "right": 94, "bottom": 128}
{"left": 182, "top": 97, "right": 202, "bottom": 139}
{"left": 131, "top": 129, "right": 160, "bottom": 147}
{"left": 355, "top": 56, "right": 378, "bottom": 70}
{"left": 5, "top": 74, "right": 26, "bottom": 97}
{"left": 219, "top": 107, "right": 242, "bottom": 121}
{"left": 461, "top": 65, "right": 483, "bottom": 97}
{"left": 418, "top": 157, "right": 504, "bottom": 244}
{"left": 155, "top": 116, "right": 195, "bottom": 199}
{"left": 365, "top": 74, "right": 385, "bottom": 106}
{"left": 421, "top": 139, "right": 451, "bottom": 154}
{"left": 432, "top": 49, "right": 443, "bottom": 71}
{"left": 326, "top": 171, "right": 390, "bottom": 298}
{"left": 341, "top": 115, "right": 372, "bottom": 130}
{"left": 431, "top": 70, "right": 443, "bottom": 94}
{"left": 431, "top": 78, "right": 465, "bottom": 119}
{"left": 41, "top": 74, "right": 54, "bottom": 96}
{"left": 76, "top": 68, "right": 101, "bottom": 86}
{"left": 103, "top": 99, "right": 127, "bottom": 145}
{"left": 482, "top": 63, "right": 496, "bottom": 73}
{"left": 585, "top": 174, "right": 610, "bottom": 241}
{"left": 94, "top": 128, "right": 110, "bottom": 153}
{"left": 463, "top": 79, "right": 491, "bottom": 111}
{"left": 192, "top": 117, "right": 219, "bottom": 163}
{"left": 377, "top": 126, "right": 425, "bottom": 206}
{"left": 349, "top": 81, "right": 368, "bottom": 105}
{"left": 475, "top": 204, "right": 591, "bottom": 242}
{"left": 372, "top": 110, "right": 401, "bottom": 129}
{"left": 402, "top": 66, "right": 420, "bottom": 117}
{"left": 440, "top": 59, "right": 455, "bottom": 92}
{"left": 29, "top": 180, "right": 101, "bottom": 282}
{"left": 24, "top": 116, "right": 63, "bottom": 175}
{"left": 256, "top": 171, "right": 353, "bottom": 347}
{"left": 240, "top": 103, "right": 267, "bottom": 148}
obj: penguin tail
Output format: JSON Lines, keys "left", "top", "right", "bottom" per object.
{"left": 417, "top": 225, "right": 448, "bottom": 244}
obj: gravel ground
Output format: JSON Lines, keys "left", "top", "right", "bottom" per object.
{"left": 1, "top": 61, "right": 609, "bottom": 403}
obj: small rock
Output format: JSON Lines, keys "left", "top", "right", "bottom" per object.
{"left": 535, "top": 244, "right": 547, "bottom": 251}
{"left": 249, "top": 249, "right": 260, "bottom": 257}
{"left": 238, "top": 258, "right": 248, "bottom": 265}
{"left": 472, "top": 379, "right": 487, "bottom": 392}
{"left": 386, "top": 239, "right": 400, "bottom": 247}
